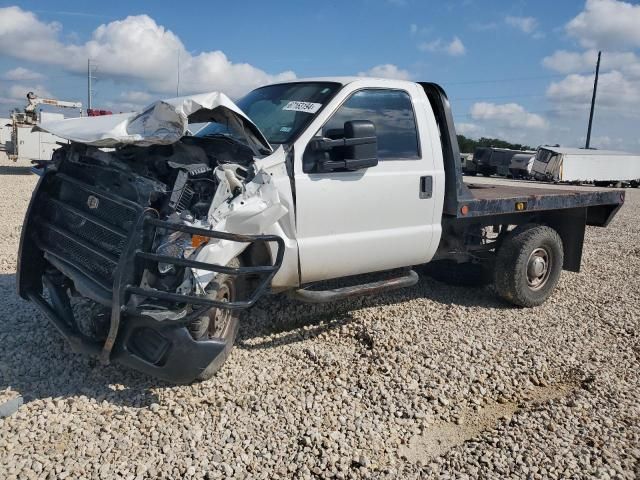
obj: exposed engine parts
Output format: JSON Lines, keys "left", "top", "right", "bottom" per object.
{"left": 36, "top": 132, "right": 287, "bottom": 345}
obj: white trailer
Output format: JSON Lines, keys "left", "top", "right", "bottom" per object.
{"left": 532, "top": 147, "right": 640, "bottom": 186}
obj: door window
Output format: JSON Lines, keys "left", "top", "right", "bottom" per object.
{"left": 322, "top": 89, "right": 420, "bottom": 160}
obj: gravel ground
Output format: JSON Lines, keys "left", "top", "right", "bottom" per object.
{"left": 0, "top": 170, "right": 638, "bottom": 479}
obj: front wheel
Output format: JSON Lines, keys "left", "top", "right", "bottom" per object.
{"left": 494, "top": 225, "right": 564, "bottom": 307}
{"left": 189, "top": 257, "right": 245, "bottom": 381}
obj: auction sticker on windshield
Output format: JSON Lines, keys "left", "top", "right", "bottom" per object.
{"left": 282, "top": 101, "right": 322, "bottom": 114}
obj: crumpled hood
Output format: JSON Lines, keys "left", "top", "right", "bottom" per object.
{"left": 36, "top": 91, "right": 272, "bottom": 153}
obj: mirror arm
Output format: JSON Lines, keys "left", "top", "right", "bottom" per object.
{"left": 311, "top": 136, "right": 376, "bottom": 152}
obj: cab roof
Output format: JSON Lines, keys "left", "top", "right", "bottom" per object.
{"left": 267, "top": 76, "right": 419, "bottom": 88}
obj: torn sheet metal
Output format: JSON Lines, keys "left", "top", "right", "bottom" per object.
{"left": 36, "top": 91, "right": 272, "bottom": 153}
{"left": 187, "top": 147, "right": 290, "bottom": 291}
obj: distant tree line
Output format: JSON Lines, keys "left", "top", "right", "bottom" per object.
{"left": 457, "top": 134, "right": 533, "bottom": 153}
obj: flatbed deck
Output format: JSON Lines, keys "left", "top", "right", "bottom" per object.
{"left": 456, "top": 182, "right": 625, "bottom": 223}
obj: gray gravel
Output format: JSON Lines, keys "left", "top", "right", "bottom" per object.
{"left": 0, "top": 170, "right": 639, "bottom": 479}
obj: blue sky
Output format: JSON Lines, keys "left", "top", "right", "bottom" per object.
{"left": 0, "top": 0, "right": 639, "bottom": 151}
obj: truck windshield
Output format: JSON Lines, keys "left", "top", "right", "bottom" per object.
{"left": 196, "top": 82, "right": 341, "bottom": 145}
{"left": 537, "top": 149, "right": 555, "bottom": 163}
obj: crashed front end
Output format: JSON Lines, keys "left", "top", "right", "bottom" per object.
{"left": 17, "top": 93, "right": 287, "bottom": 383}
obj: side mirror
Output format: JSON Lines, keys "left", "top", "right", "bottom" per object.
{"left": 309, "top": 120, "right": 378, "bottom": 172}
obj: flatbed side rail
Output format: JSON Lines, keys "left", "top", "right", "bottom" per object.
{"left": 454, "top": 187, "right": 625, "bottom": 220}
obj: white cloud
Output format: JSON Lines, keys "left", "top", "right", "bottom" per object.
{"left": 580, "top": 135, "right": 627, "bottom": 149}
{"left": 540, "top": 1, "right": 640, "bottom": 151}
{"left": 358, "top": 64, "right": 412, "bottom": 80}
{"left": 0, "top": 6, "right": 296, "bottom": 98}
{"left": 566, "top": 0, "right": 640, "bottom": 49}
{"left": 447, "top": 37, "right": 466, "bottom": 56}
{"left": 542, "top": 49, "right": 640, "bottom": 77}
{"left": 505, "top": 16, "right": 538, "bottom": 34}
{"left": 6, "top": 84, "right": 53, "bottom": 100}
{"left": 409, "top": 23, "right": 430, "bottom": 36}
{"left": 546, "top": 70, "right": 640, "bottom": 110}
{"left": 470, "top": 102, "right": 548, "bottom": 129}
{"left": 419, "top": 36, "right": 466, "bottom": 56}
{"left": 2, "top": 67, "right": 43, "bottom": 81}
{"left": 457, "top": 122, "right": 483, "bottom": 137}
{"left": 119, "top": 90, "right": 152, "bottom": 104}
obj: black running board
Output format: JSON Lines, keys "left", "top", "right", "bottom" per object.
{"left": 291, "top": 269, "right": 419, "bottom": 304}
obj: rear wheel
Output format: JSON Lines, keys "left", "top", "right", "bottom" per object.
{"left": 189, "top": 257, "right": 245, "bottom": 381}
{"left": 494, "top": 224, "right": 563, "bottom": 307}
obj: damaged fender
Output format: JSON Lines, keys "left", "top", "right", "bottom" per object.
{"left": 190, "top": 147, "right": 292, "bottom": 292}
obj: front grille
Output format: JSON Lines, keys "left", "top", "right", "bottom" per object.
{"left": 34, "top": 173, "right": 142, "bottom": 292}
{"left": 41, "top": 225, "right": 115, "bottom": 281}
{"left": 57, "top": 180, "right": 137, "bottom": 230}
{"left": 41, "top": 198, "right": 127, "bottom": 256}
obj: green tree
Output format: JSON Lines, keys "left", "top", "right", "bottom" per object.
{"left": 457, "top": 134, "right": 533, "bottom": 153}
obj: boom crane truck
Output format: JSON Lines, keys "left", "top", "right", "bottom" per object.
{"left": 22, "top": 91, "right": 83, "bottom": 124}
{"left": 5, "top": 92, "right": 82, "bottom": 164}
{"left": 16, "top": 78, "right": 625, "bottom": 383}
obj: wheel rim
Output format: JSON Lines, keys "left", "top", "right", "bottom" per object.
{"left": 206, "top": 280, "right": 234, "bottom": 339}
{"left": 526, "top": 247, "right": 551, "bottom": 290}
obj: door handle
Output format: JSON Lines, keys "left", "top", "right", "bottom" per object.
{"left": 419, "top": 176, "right": 433, "bottom": 199}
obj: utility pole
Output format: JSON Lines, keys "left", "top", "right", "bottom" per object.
{"left": 176, "top": 50, "right": 180, "bottom": 97}
{"left": 585, "top": 50, "right": 601, "bottom": 149}
{"left": 87, "top": 59, "right": 97, "bottom": 112}
{"left": 87, "top": 59, "right": 92, "bottom": 110}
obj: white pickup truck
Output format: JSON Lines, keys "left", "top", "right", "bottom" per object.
{"left": 17, "top": 77, "right": 625, "bottom": 382}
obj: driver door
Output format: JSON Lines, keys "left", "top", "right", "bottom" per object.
{"left": 293, "top": 84, "right": 440, "bottom": 284}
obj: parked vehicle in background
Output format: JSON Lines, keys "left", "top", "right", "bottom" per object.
{"left": 18, "top": 78, "right": 625, "bottom": 383}
{"left": 460, "top": 152, "right": 476, "bottom": 175}
{"left": 532, "top": 146, "right": 640, "bottom": 187}
{"left": 473, "top": 147, "right": 536, "bottom": 177}
{"left": 472, "top": 147, "right": 494, "bottom": 176}
{"left": 2, "top": 92, "right": 81, "bottom": 166}
{"left": 509, "top": 153, "right": 535, "bottom": 179}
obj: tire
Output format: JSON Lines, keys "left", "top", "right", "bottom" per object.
{"left": 494, "top": 224, "right": 563, "bottom": 307}
{"left": 190, "top": 257, "right": 245, "bottom": 381}
{"left": 423, "top": 260, "right": 491, "bottom": 287}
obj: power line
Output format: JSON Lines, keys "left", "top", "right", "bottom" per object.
{"left": 451, "top": 93, "right": 547, "bottom": 102}
{"left": 440, "top": 73, "right": 567, "bottom": 86}
{"left": 453, "top": 105, "right": 640, "bottom": 120}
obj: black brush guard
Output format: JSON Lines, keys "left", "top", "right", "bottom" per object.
{"left": 18, "top": 170, "right": 284, "bottom": 382}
